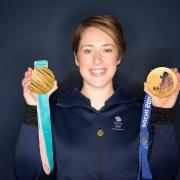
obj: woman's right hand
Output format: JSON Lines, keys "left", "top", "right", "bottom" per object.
{"left": 22, "top": 67, "right": 58, "bottom": 106}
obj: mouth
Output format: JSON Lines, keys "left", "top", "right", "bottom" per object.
{"left": 89, "top": 68, "right": 107, "bottom": 77}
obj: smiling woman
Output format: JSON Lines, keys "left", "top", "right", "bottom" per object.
{"left": 15, "top": 15, "right": 180, "bottom": 180}
{"left": 73, "top": 16, "right": 126, "bottom": 110}
{"left": 75, "top": 27, "right": 120, "bottom": 109}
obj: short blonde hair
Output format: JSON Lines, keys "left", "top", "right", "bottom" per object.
{"left": 72, "top": 15, "right": 126, "bottom": 58}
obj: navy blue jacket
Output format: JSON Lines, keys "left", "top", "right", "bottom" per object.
{"left": 14, "top": 87, "right": 179, "bottom": 180}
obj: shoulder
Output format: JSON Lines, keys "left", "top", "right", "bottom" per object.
{"left": 49, "top": 89, "right": 73, "bottom": 104}
{"left": 114, "top": 86, "right": 143, "bottom": 107}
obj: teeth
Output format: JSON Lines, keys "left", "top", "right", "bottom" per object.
{"left": 91, "top": 69, "right": 105, "bottom": 73}
{"left": 89, "top": 68, "right": 106, "bottom": 76}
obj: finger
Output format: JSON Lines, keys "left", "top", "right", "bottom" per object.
{"left": 23, "top": 79, "right": 31, "bottom": 90}
{"left": 23, "top": 80, "right": 31, "bottom": 95}
{"left": 177, "top": 75, "right": 180, "bottom": 90}
{"left": 144, "top": 82, "right": 151, "bottom": 95}
{"left": 176, "top": 72, "right": 180, "bottom": 80}
{"left": 28, "top": 67, "right": 33, "bottom": 71}
{"left": 171, "top": 68, "right": 180, "bottom": 87}
{"left": 172, "top": 73, "right": 180, "bottom": 97}
{"left": 25, "top": 68, "right": 33, "bottom": 77}
{"left": 173, "top": 86, "right": 180, "bottom": 98}
{"left": 174, "top": 67, "right": 178, "bottom": 73}
{"left": 22, "top": 76, "right": 32, "bottom": 87}
{"left": 22, "top": 75, "right": 32, "bottom": 85}
{"left": 49, "top": 81, "right": 58, "bottom": 94}
{"left": 25, "top": 72, "right": 32, "bottom": 78}
{"left": 24, "top": 71, "right": 28, "bottom": 77}
{"left": 22, "top": 78, "right": 26, "bottom": 87}
{"left": 48, "top": 81, "right": 58, "bottom": 96}
{"left": 174, "top": 71, "right": 180, "bottom": 91}
{"left": 144, "top": 82, "right": 156, "bottom": 98}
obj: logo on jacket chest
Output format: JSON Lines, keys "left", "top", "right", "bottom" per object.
{"left": 112, "top": 116, "right": 124, "bottom": 130}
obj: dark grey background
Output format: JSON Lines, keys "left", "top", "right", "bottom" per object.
{"left": 0, "top": 0, "right": 180, "bottom": 179}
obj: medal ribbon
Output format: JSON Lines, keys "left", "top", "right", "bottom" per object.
{"left": 138, "top": 94, "right": 152, "bottom": 180}
{"left": 35, "top": 60, "right": 54, "bottom": 174}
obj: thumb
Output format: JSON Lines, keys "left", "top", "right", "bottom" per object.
{"left": 48, "top": 80, "right": 58, "bottom": 97}
{"left": 144, "top": 82, "right": 155, "bottom": 98}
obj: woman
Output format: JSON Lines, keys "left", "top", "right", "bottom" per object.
{"left": 15, "top": 15, "right": 180, "bottom": 180}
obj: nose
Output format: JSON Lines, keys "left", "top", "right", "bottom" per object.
{"left": 92, "top": 50, "right": 103, "bottom": 65}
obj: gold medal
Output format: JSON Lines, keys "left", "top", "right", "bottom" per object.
{"left": 30, "top": 67, "right": 55, "bottom": 94}
{"left": 146, "top": 67, "right": 177, "bottom": 97}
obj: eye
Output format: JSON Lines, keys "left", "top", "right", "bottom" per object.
{"left": 103, "top": 48, "right": 113, "bottom": 53}
{"left": 83, "top": 49, "right": 93, "bottom": 54}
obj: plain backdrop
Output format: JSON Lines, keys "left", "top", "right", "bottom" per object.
{"left": 0, "top": 0, "right": 180, "bottom": 179}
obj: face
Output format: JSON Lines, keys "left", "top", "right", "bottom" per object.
{"left": 75, "top": 27, "right": 120, "bottom": 89}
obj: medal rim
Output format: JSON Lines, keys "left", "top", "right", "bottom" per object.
{"left": 146, "top": 67, "right": 177, "bottom": 98}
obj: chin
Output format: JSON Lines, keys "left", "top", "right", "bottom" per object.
{"left": 86, "top": 80, "right": 113, "bottom": 89}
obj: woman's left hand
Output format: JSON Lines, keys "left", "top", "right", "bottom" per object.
{"left": 144, "top": 68, "right": 180, "bottom": 108}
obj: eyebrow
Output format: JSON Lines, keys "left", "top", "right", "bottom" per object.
{"left": 79, "top": 44, "right": 115, "bottom": 50}
{"left": 79, "top": 44, "right": 94, "bottom": 49}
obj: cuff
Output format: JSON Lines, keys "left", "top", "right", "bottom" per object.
{"left": 151, "top": 106, "right": 174, "bottom": 124}
{"left": 24, "top": 105, "right": 38, "bottom": 127}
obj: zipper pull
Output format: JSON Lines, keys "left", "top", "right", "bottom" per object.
{"left": 97, "top": 128, "right": 104, "bottom": 137}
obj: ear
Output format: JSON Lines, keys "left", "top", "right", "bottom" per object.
{"left": 117, "top": 58, "right": 121, "bottom": 65}
{"left": 74, "top": 52, "right": 79, "bottom": 66}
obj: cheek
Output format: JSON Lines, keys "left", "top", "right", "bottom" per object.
{"left": 77, "top": 56, "right": 90, "bottom": 68}
{"left": 77, "top": 59, "right": 90, "bottom": 74}
{"left": 78, "top": 61, "right": 88, "bottom": 69}
{"left": 106, "top": 57, "right": 119, "bottom": 67}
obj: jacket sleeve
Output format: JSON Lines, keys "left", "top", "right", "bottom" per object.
{"left": 14, "top": 122, "right": 44, "bottom": 180}
{"left": 148, "top": 106, "right": 179, "bottom": 180}
{"left": 14, "top": 104, "right": 57, "bottom": 180}
{"left": 14, "top": 104, "right": 45, "bottom": 179}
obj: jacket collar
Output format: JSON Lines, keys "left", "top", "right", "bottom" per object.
{"left": 56, "top": 86, "right": 135, "bottom": 108}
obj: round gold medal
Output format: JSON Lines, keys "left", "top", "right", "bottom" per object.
{"left": 30, "top": 68, "right": 55, "bottom": 94}
{"left": 146, "top": 67, "right": 177, "bottom": 97}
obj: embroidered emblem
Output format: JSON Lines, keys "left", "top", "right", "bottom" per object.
{"left": 112, "top": 116, "right": 124, "bottom": 130}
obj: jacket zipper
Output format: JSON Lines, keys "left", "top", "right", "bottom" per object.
{"left": 97, "top": 127, "right": 104, "bottom": 180}
{"left": 96, "top": 110, "right": 104, "bottom": 180}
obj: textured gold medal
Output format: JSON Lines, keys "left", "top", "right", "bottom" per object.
{"left": 30, "top": 65, "right": 55, "bottom": 94}
{"left": 146, "top": 67, "right": 177, "bottom": 97}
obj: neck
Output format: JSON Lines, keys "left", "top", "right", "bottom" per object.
{"left": 81, "top": 83, "right": 114, "bottom": 110}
